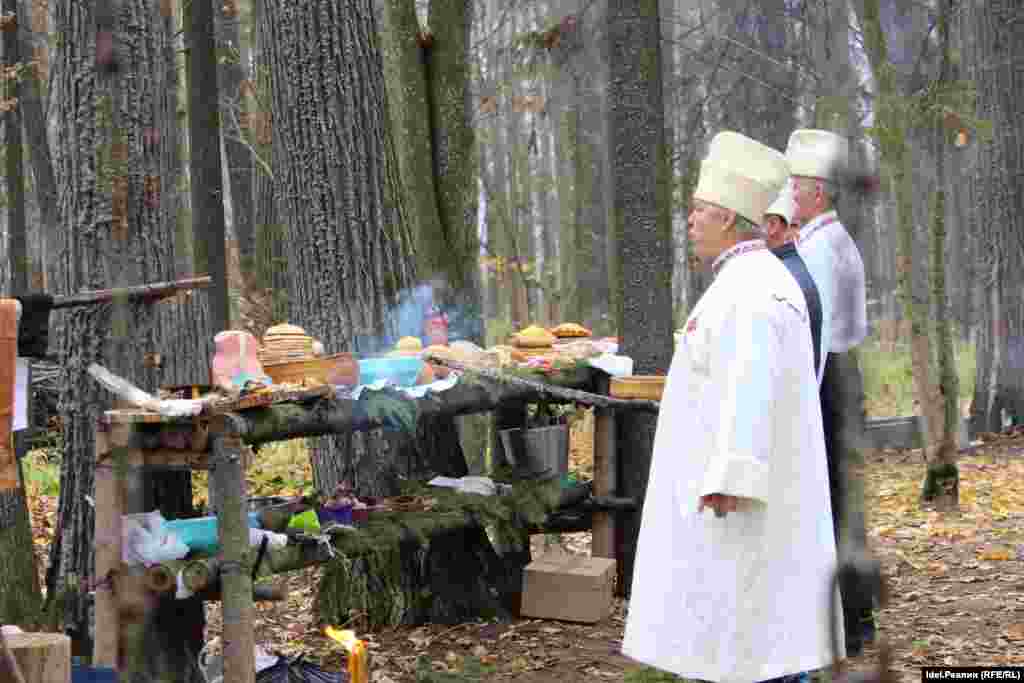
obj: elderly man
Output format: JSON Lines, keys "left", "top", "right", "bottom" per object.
{"left": 623, "top": 131, "right": 842, "bottom": 683}
{"left": 764, "top": 189, "right": 824, "bottom": 378}
{"left": 786, "top": 129, "right": 874, "bottom": 657}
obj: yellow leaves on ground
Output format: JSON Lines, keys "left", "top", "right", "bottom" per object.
{"left": 1006, "top": 624, "right": 1024, "bottom": 641}
{"left": 977, "top": 547, "right": 1014, "bottom": 562}
{"left": 868, "top": 454, "right": 1024, "bottom": 535}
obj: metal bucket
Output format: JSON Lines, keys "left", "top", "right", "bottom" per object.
{"left": 498, "top": 424, "right": 569, "bottom": 480}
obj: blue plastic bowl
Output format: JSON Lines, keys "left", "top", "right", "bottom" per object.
{"left": 165, "top": 513, "right": 262, "bottom": 554}
{"left": 358, "top": 357, "right": 423, "bottom": 387}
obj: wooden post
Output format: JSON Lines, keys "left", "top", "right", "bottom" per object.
{"left": 592, "top": 376, "right": 617, "bottom": 559}
{"left": 92, "top": 424, "right": 121, "bottom": 669}
{"left": 211, "top": 419, "right": 254, "bottom": 683}
{"left": 4, "top": 632, "right": 70, "bottom": 683}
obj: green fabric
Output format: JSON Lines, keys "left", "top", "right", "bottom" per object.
{"left": 287, "top": 508, "right": 321, "bottom": 533}
{"left": 360, "top": 388, "right": 418, "bottom": 434}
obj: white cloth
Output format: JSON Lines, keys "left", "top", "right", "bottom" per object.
{"left": 797, "top": 211, "right": 868, "bottom": 359}
{"left": 622, "top": 248, "right": 843, "bottom": 683}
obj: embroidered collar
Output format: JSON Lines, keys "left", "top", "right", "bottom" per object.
{"left": 711, "top": 239, "right": 766, "bottom": 278}
{"left": 797, "top": 210, "right": 839, "bottom": 245}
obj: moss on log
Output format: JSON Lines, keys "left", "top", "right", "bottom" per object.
{"left": 232, "top": 366, "right": 605, "bottom": 446}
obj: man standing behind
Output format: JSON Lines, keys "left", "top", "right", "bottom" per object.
{"left": 786, "top": 129, "right": 874, "bottom": 656}
{"left": 623, "top": 131, "right": 842, "bottom": 683}
{"left": 764, "top": 189, "right": 824, "bottom": 378}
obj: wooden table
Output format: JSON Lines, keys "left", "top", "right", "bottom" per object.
{"left": 94, "top": 409, "right": 255, "bottom": 682}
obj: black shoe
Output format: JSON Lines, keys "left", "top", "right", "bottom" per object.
{"left": 845, "top": 638, "right": 864, "bottom": 658}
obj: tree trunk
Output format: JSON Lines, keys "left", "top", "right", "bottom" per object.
{"left": 261, "top": 0, "right": 414, "bottom": 352}
{"left": 381, "top": 0, "right": 444, "bottom": 280}
{"left": 16, "top": 0, "right": 59, "bottom": 293}
{"left": 0, "top": 474, "right": 41, "bottom": 627}
{"left": 607, "top": 0, "right": 673, "bottom": 597}
{"left": 260, "top": 0, "right": 417, "bottom": 498}
{"left": 921, "top": 0, "right": 959, "bottom": 508}
{"left": 47, "top": 3, "right": 205, "bottom": 675}
{"left": 249, "top": 0, "right": 286, "bottom": 326}
{"left": 217, "top": 0, "right": 254, "bottom": 291}
{"left": 186, "top": 0, "right": 230, "bottom": 334}
{"left": 5, "top": 0, "right": 27, "bottom": 293}
{"left": 965, "top": 0, "right": 1024, "bottom": 433}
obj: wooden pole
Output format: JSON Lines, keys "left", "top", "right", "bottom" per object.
{"left": 51, "top": 275, "right": 211, "bottom": 309}
{"left": 211, "top": 418, "right": 254, "bottom": 683}
{"left": 592, "top": 376, "right": 617, "bottom": 560}
{"left": 92, "top": 427, "right": 121, "bottom": 669}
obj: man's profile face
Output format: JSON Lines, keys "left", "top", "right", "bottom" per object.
{"left": 688, "top": 200, "right": 732, "bottom": 264}
{"left": 790, "top": 176, "right": 820, "bottom": 223}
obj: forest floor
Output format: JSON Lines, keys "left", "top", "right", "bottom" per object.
{"left": 24, "top": 418, "right": 1024, "bottom": 682}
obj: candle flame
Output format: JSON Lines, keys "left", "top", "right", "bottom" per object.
{"left": 325, "top": 626, "right": 368, "bottom": 683}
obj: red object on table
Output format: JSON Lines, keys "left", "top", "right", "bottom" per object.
{"left": 424, "top": 307, "right": 448, "bottom": 346}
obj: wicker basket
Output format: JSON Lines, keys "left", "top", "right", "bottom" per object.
{"left": 609, "top": 375, "right": 665, "bottom": 401}
{"left": 264, "top": 353, "right": 359, "bottom": 387}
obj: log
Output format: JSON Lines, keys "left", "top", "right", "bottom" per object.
{"left": 428, "top": 358, "right": 661, "bottom": 413}
{"left": 230, "top": 365, "right": 655, "bottom": 447}
{"left": 5, "top": 632, "right": 70, "bottom": 683}
{"left": 51, "top": 275, "right": 211, "bottom": 309}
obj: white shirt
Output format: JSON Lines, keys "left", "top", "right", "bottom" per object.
{"left": 797, "top": 211, "right": 868, "bottom": 365}
{"left": 622, "top": 246, "right": 843, "bottom": 683}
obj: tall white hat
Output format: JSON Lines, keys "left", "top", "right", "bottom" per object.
{"left": 785, "top": 129, "right": 848, "bottom": 181}
{"left": 764, "top": 186, "right": 797, "bottom": 225}
{"left": 693, "top": 131, "right": 790, "bottom": 225}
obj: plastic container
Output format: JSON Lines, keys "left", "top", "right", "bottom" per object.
{"left": 165, "top": 514, "right": 262, "bottom": 554}
{"left": 357, "top": 357, "right": 424, "bottom": 387}
{"left": 318, "top": 505, "right": 353, "bottom": 526}
{"left": 72, "top": 666, "right": 119, "bottom": 683}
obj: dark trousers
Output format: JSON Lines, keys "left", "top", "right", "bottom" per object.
{"left": 820, "top": 351, "right": 875, "bottom": 652}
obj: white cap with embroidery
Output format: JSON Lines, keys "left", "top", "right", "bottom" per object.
{"left": 693, "top": 131, "right": 790, "bottom": 225}
{"left": 785, "top": 129, "right": 848, "bottom": 181}
{"left": 764, "top": 186, "right": 797, "bottom": 225}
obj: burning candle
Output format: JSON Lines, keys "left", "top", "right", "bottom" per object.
{"left": 325, "top": 626, "right": 368, "bottom": 683}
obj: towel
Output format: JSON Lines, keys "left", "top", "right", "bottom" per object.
{"left": 13, "top": 293, "right": 54, "bottom": 358}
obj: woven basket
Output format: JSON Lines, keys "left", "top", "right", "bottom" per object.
{"left": 609, "top": 375, "right": 665, "bottom": 401}
{"left": 264, "top": 353, "right": 359, "bottom": 387}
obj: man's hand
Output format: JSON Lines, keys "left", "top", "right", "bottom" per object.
{"left": 699, "top": 493, "right": 740, "bottom": 518}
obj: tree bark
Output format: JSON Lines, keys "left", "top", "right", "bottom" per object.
{"left": 260, "top": 0, "right": 417, "bottom": 497}
{"left": 250, "top": 0, "right": 286, "bottom": 325}
{"left": 5, "top": 0, "right": 27, "bottom": 292}
{"left": 965, "top": 0, "right": 1024, "bottom": 433}
{"left": 47, "top": 3, "right": 205, "bottom": 674}
{"left": 216, "top": 0, "right": 254, "bottom": 289}
{"left": 607, "top": 0, "right": 673, "bottom": 597}
{"left": 186, "top": 0, "right": 230, "bottom": 334}
{"left": 15, "top": 0, "right": 58, "bottom": 293}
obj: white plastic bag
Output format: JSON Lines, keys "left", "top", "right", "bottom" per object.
{"left": 122, "top": 511, "right": 190, "bottom": 565}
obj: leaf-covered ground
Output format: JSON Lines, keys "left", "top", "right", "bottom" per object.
{"left": 24, "top": 420, "right": 1024, "bottom": 681}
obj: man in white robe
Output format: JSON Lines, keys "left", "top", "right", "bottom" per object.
{"left": 623, "top": 132, "right": 843, "bottom": 683}
{"left": 787, "top": 129, "right": 874, "bottom": 656}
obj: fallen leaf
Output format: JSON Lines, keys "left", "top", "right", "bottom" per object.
{"left": 1007, "top": 624, "right": 1024, "bottom": 641}
{"left": 979, "top": 547, "right": 1013, "bottom": 561}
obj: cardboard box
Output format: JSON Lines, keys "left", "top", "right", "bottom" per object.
{"left": 520, "top": 554, "right": 616, "bottom": 623}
